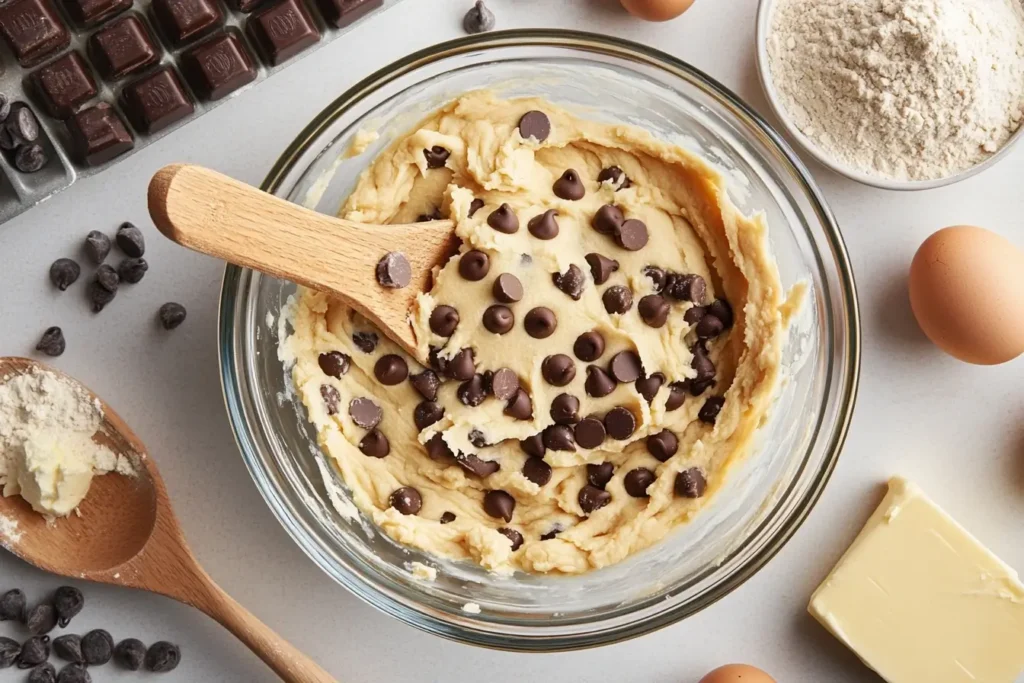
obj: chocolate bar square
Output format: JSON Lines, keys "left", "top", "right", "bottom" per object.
{"left": 67, "top": 102, "right": 133, "bottom": 165}
{"left": 315, "top": 0, "right": 379, "bottom": 29}
{"left": 121, "top": 66, "right": 194, "bottom": 133}
{"left": 30, "top": 51, "right": 98, "bottom": 118}
{"left": 180, "top": 31, "right": 256, "bottom": 100}
{"left": 151, "top": 0, "right": 224, "bottom": 45}
{"left": 62, "top": 0, "right": 132, "bottom": 27}
{"left": 247, "top": 0, "right": 319, "bottom": 66}
{"left": 0, "top": 0, "right": 70, "bottom": 67}
{"left": 88, "top": 15, "right": 159, "bottom": 80}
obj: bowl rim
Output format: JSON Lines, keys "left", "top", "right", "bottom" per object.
{"left": 754, "top": 0, "right": 1024, "bottom": 192}
{"left": 218, "top": 28, "right": 862, "bottom": 650}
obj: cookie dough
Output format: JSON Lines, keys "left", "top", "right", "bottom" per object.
{"left": 285, "top": 92, "right": 787, "bottom": 575}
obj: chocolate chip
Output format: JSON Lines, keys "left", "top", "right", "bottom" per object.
{"left": 116, "top": 221, "right": 145, "bottom": 257}
{"left": 542, "top": 424, "right": 575, "bottom": 451}
{"left": 604, "top": 407, "right": 636, "bottom": 439}
{"left": 638, "top": 294, "right": 670, "bottom": 327}
{"left": 483, "top": 489, "right": 515, "bottom": 522}
{"left": 585, "top": 253, "right": 619, "bottom": 284}
{"left": 540, "top": 525, "right": 562, "bottom": 540}
{"left": 490, "top": 367, "right": 519, "bottom": 400}
{"left": 458, "top": 374, "right": 488, "bottom": 406}
{"left": 586, "top": 461, "right": 613, "bottom": 488}
{"left": 84, "top": 231, "right": 110, "bottom": 264}
{"left": 691, "top": 345, "right": 716, "bottom": 386}
{"left": 520, "top": 253, "right": 532, "bottom": 265}
{"left": 96, "top": 263, "right": 119, "bottom": 292}
{"left": 522, "top": 456, "right": 551, "bottom": 485}
{"left": 665, "top": 381, "right": 688, "bottom": 410}
{"left": 699, "top": 396, "right": 725, "bottom": 424}
{"left": 624, "top": 468, "right": 656, "bottom": 498}
{"left": 635, "top": 372, "right": 665, "bottom": 402}
{"left": 642, "top": 265, "right": 667, "bottom": 292}
{"left": 524, "top": 307, "right": 557, "bottom": 338}
{"left": 552, "top": 263, "right": 585, "bottom": 300}
{"left": 446, "top": 348, "right": 476, "bottom": 380}
{"left": 597, "top": 165, "right": 630, "bottom": 189}
{"left": 8, "top": 106, "right": 38, "bottom": 144}
{"left": 469, "top": 429, "right": 488, "bottom": 448}
{"left": 504, "top": 388, "right": 533, "bottom": 420}
{"left": 19, "top": 636, "right": 50, "bottom": 667}
{"left": 695, "top": 314, "right": 724, "bottom": 339}
{"left": 88, "top": 281, "right": 115, "bottom": 312}
{"left": 708, "top": 298, "right": 734, "bottom": 329}
{"left": 480, "top": 304, "right": 513, "bottom": 334}
{"left": 36, "top": 326, "right": 65, "bottom": 357}
{"left": 574, "top": 330, "right": 606, "bottom": 361}
{"left": 521, "top": 433, "right": 545, "bottom": 457}
{"left": 81, "top": 629, "right": 113, "bottom": 666}
{"left": 349, "top": 397, "right": 382, "bottom": 429}
{"left": 0, "top": 590, "right": 25, "bottom": 621}
{"left": 550, "top": 393, "right": 580, "bottom": 424}
{"left": 352, "top": 330, "right": 378, "bottom": 352}
{"left": 423, "top": 145, "right": 450, "bottom": 168}
{"left": 498, "top": 527, "right": 523, "bottom": 551}
{"left": 418, "top": 208, "right": 442, "bottom": 222}
{"left": 429, "top": 305, "right": 459, "bottom": 336}
{"left": 552, "top": 169, "right": 584, "bottom": 200}
{"left": 647, "top": 430, "right": 678, "bottom": 461}
{"left": 49, "top": 258, "right": 80, "bottom": 290}
{"left": 406, "top": 370, "right": 437, "bottom": 401}
{"left": 578, "top": 484, "right": 611, "bottom": 513}
{"left": 584, "top": 365, "right": 616, "bottom": 397}
{"left": 665, "top": 273, "right": 706, "bottom": 303}
{"left": 25, "top": 603, "right": 56, "bottom": 634}
{"left": 684, "top": 306, "right": 706, "bottom": 325}
{"left": 0, "top": 637, "right": 19, "bottom": 668}
{"left": 675, "top": 468, "right": 707, "bottom": 498}
{"left": 376, "top": 252, "right": 411, "bottom": 289}
{"left": 390, "top": 487, "right": 422, "bottom": 515}
{"left": 527, "top": 208, "right": 559, "bottom": 239}
{"left": 459, "top": 453, "right": 500, "bottom": 477}
{"left": 28, "top": 662, "right": 55, "bottom": 683}
{"left": 52, "top": 587, "right": 82, "bottom": 628}
{"left": 426, "top": 433, "right": 455, "bottom": 462}
{"left": 592, "top": 204, "right": 624, "bottom": 235}
{"left": 541, "top": 354, "right": 576, "bottom": 386}
{"left": 603, "top": 285, "right": 633, "bottom": 314}
{"left": 374, "top": 354, "right": 408, "bottom": 385}
{"left": 58, "top": 664, "right": 90, "bottom": 683}
{"left": 117, "top": 257, "right": 148, "bottom": 284}
{"left": 16, "top": 143, "right": 46, "bottom": 173}
{"left": 610, "top": 350, "right": 643, "bottom": 383}
{"left": 357, "top": 429, "right": 390, "bottom": 458}
{"left": 440, "top": 511, "right": 457, "bottom": 524}
{"left": 462, "top": 0, "right": 495, "bottom": 33}
{"left": 616, "top": 219, "right": 648, "bottom": 251}
{"left": 468, "top": 198, "right": 485, "bottom": 217}
{"left": 320, "top": 385, "right": 341, "bottom": 414}
{"left": 487, "top": 203, "right": 519, "bottom": 233}
{"left": 113, "top": 639, "right": 145, "bottom": 670}
{"left": 47, "top": 636, "right": 77, "bottom": 665}
{"left": 492, "top": 273, "right": 523, "bottom": 303}
{"left": 459, "top": 249, "right": 490, "bottom": 280}
{"left": 518, "top": 110, "right": 550, "bottom": 142}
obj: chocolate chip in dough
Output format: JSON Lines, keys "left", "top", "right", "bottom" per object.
{"left": 550, "top": 393, "right": 580, "bottom": 424}
{"left": 707, "top": 298, "right": 734, "bottom": 329}
{"left": 542, "top": 424, "right": 575, "bottom": 451}
{"left": 425, "top": 433, "right": 455, "bottom": 462}
{"left": 521, "top": 433, "right": 546, "bottom": 457}
{"left": 498, "top": 527, "right": 523, "bottom": 551}
{"left": 675, "top": 468, "right": 707, "bottom": 498}
{"left": 642, "top": 265, "right": 667, "bottom": 292}
{"left": 591, "top": 204, "right": 623, "bottom": 235}
{"left": 624, "top": 468, "right": 656, "bottom": 498}
{"left": 53, "top": 635, "right": 82, "bottom": 663}
{"left": 586, "top": 461, "right": 614, "bottom": 488}
{"left": 483, "top": 304, "right": 515, "bottom": 334}
{"left": 684, "top": 306, "right": 706, "bottom": 325}
{"left": 487, "top": 203, "right": 519, "bottom": 234}
{"left": 616, "top": 219, "right": 648, "bottom": 251}
{"left": 390, "top": 487, "right": 423, "bottom": 515}
{"left": 635, "top": 372, "right": 665, "bottom": 402}
{"left": 374, "top": 354, "right": 408, "bottom": 385}
{"left": 19, "top": 636, "right": 50, "bottom": 667}
{"left": 524, "top": 307, "right": 557, "bottom": 338}
{"left": 457, "top": 374, "right": 488, "bottom": 406}
{"left": 376, "top": 252, "right": 411, "bottom": 289}
{"left": 28, "top": 662, "right": 55, "bottom": 683}
{"left": 542, "top": 354, "right": 576, "bottom": 386}
{"left": 540, "top": 525, "right": 562, "bottom": 541}
{"left": 492, "top": 273, "right": 523, "bottom": 303}
{"left": 359, "top": 429, "right": 390, "bottom": 458}
{"left": 665, "top": 381, "right": 688, "bottom": 410}
{"left": 320, "top": 385, "right": 340, "bottom": 414}
{"left": 409, "top": 369, "right": 439, "bottom": 400}
{"left": 468, "top": 429, "right": 488, "bottom": 448}
{"left": 459, "top": 250, "right": 490, "bottom": 281}
{"left": 0, "top": 590, "right": 25, "bottom": 621}
{"left": 518, "top": 110, "right": 550, "bottom": 142}
{"left": 468, "top": 198, "right": 485, "bottom": 217}
{"left": 118, "top": 257, "right": 148, "bottom": 284}
{"left": 49, "top": 258, "right": 80, "bottom": 290}
{"left": 429, "top": 305, "right": 460, "bottom": 336}
{"left": 352, "top": 330, "right": 378, "bottom": 352}
{"left": 446, "top": 348, "right": 476, "bottom": 381}
{"left": 575, "top": 417, "right": 606, "bottom": 449}
{"left": 609, "top": 350, "right": 643, "bottom": 383}
{"left": 696, "top": 313, "right": 725, "bottom": 340}
{"left": 585, "top": 253, "right": 619, "bottom": 285}
{"left": 113, "top": 639, "right": 145, "bottom": 671}
{"left": 116, "top": 222, "right": 145, "bottom": 257}
{"left": 462, "top": 0, "right": 495, "bottom": 33}
{"left": 690, "top": 345, "right": 716, "bottom": 391}
{"left": 504, "top": 388, "right": 533, "bottom": 420}
{"left": 25, "top": 603, "right": 56, "bottom": 635}
{"left": 423, "top": 145, "right": 450, "bottom": 168}
{"left": 602, "top": 285, "right": 633, "bottom": 314}
{"left": 349, "top": 397, "right": 383, "bottom": 429}
{"left": 574, "top": 330, "right": 606, "bottom": 362}
{"left": 0, "top": 636, "right": 18, "bottom": 668}
{"left": 522, "top": 456, "right": 551, "bottom": 485}
{"left": 36, "top": 326, "right": 65, "bottom": 357}
{"left": 84, "top": 231, "right": 110, "bottom": 264}
{"left": 584, "top": 365, "right": 616, "bottom": 397}
{"left": 699, "top": 396, "right": 725, "bottom": 424}
{"left": 490, "top": 367, "right": 520, "bottom": 400}
{"left": 552, "top": 264, "right": 585, "bottom": 300}
{"left": 527, "top": 208, "right": 559, "bottom": 239}
{"left": 57, "top": 664, "right": 90, "bottom": 683}
{"left": 597, "top": 165, "right": 631, "bottom": 189}
{"left": 16, "top": 144, "right": 46, "bottom": 173}
{"left": 638, "top": 294, "right": 670, "bottom": 328}
{"left": 665, "top": 273, "right": 706, "bottom": 303}
{"left": 483, "top": 489, "right": 515, "bottom": 522}
{"left": 439, "top": 511, "right": 457, "bottom": 524}
{"left": 604, "top": 407, "right": 636, "bottom": 440}
{"left": 647, "top": 430, "right": 678, "bottom": 461}
{"left": 81, "top": 629, "right": 113, "bottom": 666}
{"left": 578, "top": 484, "right": 611, "bottom": 513}
{"left": 552, "top": 169, "right": 585, "bottom": 200}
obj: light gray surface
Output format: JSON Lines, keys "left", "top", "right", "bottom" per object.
{"left": 1, "top": 0, "right": 1022, "bottom": 681}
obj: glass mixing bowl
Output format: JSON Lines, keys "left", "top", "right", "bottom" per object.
{"left": 218, "top": 30, "right": 860, "bottom": 651}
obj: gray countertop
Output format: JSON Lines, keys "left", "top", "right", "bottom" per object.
{"left": 2, "top": 0, "right": 1023, "bottom": 681}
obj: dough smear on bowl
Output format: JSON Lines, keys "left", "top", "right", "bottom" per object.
{"left": 285, "top": 91, "right": 788, "bottom": 575}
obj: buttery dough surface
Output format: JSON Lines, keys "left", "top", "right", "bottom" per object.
{"left": 285, "top": 92, "right": 786, "bottom": 575}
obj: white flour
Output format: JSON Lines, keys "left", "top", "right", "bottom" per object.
{"left": 767, "top": 0, "right": 1024, "bottom": 180}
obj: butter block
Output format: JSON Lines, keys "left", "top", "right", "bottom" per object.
{"left": 809, "top": 477, "right": 1024, "bottom": 683}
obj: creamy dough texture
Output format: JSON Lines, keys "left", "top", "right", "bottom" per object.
{"left": 286, "top": 92, "right": 786, "bottom": 575}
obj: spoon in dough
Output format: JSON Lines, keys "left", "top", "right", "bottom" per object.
{"left": 0, "top": 357, "right": 337, "bottom": 683}
{"left": 148, "top": 164, "right": 458, "bottom": 358}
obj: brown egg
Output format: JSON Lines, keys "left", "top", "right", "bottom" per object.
{"left": 909, "top": 225, "right": 1024, "bottom": 365}
{"left": 699, "top": 664, "right": 777, "bottom": 683}
{"left": 620, "top": 0, "right": 695, "bottom": 21}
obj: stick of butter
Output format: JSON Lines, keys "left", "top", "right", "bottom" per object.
{"left": 809, "top": 477, "right": 1024, "bottom": 683}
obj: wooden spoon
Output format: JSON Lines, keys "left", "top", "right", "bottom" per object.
{"left": 148, "top": 164, "right": 458, "bottom": 358}
{"left": 0, "top": 357, "right": 337, "bottom": 683}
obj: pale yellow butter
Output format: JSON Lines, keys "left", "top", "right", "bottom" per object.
{"left": 809, "top": 477, "right": 1024, "bottom": 683}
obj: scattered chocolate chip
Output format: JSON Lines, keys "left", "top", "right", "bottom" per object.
{"left": 468, "top": 429, "right": 488, "bottom": 448}
{"left": 25, "top": 603, "right": 56, "bottom": 635}
{"left": 492, "top": 273, "right": 523, "bottom": 303}
{"left": 665, "top": 273, "right": 706, "bottom": 303}
{"left": 376, "top": 252, "right": 411, "bottom": 289}
{"left": 439, "top": 511, "right": 457, "bottom": 524}
{"left": 616, "top": 219, "right": 648, "bottom": 251}
{"left": 665, "top": 382, "right": 688, "bottom": 410}
{"left": 527, "top": 209, "right": 559, "bottom": 239}
{"left": 550, "top": 393, "right": 580, "bottom": 425}
{"left": 699, "top": 396, "right": 725, "bottom": 424}
{"left": 115, "top": 221, "right": 145, "bottom": 257}
{"left": 117, "top": 257, "right": 148, "bottom": 284}
{"left": 95, "top": 263, "right": 119, "bottom": 292}
{"left": 423, "top": 145, "right": 450, "bottom": 168}
{"left": 349, "top": 397, "right": 382, "bottom": 429}
{"left": 19, "top": 637, "right": 50, "bottom": 668}
{"left": 113, "top": 639, "right": 145, "bottom": 671}
{"left": 592, "top": 204, "right": 624, "bottom": 235}
{"left": 0, "top": 636, "right": 19, "bottom": 668}
{"left": 406, "top": 370, "right": 438, "bottom": 401}
{"left": 468, "top": 198, "right": 485, "bottom": 217}
{"left": 483, "top": 304, "right": 515, "bottom": 334}
{"left": 520, "top": 434, "right": 545, "bottom": 458}
{"left": 691, "top": 345, "right": 716, "bottom": 387}
{"left": 610, "top": 350, "right": 643, "bottom": 383}
{"left": 542, "top": 424, "right": 575, "bottom": 451}
{"left": 87, "top": 281, "right": 115, "bottom": 312}
{"left": 144, "top": 641, "right": 180, "bottom": 672}
{"left": 487, "top": 203, "right": 519, "bottom": 234}
{"left": 84, "top": 231, "right": 110, "bottom": 264}
{"left": 459, "top": 249, "right": 490, "bottom": 280}
{"left": 635, "top": 372, "right": 665, "bottom": 402}
{"left": 52, "top": 635, "right": 82, "bottom": 664}
{"left": 498, "top": 527, "right": 523, "bottom": 551}
{"left": 504, "top": 388, "right": 533, "bottom": 420}
{"left": 684, "top": 306, "right": 706, "bottom": 325}
{"left": 708, "top": 298, "right": 734, "bottom": 329}
{"left": 647, "top": 430, "right": 678, "bottom": 461}
{"left": 425, "top": 433, "right": 454, "bottom": 462}
{"left": 578, "top": 484, "right": 611, "bottom": 513}
{"left": 320, "top": 385, "right": 340, "bottom": 414}
{"left": 552, "top": 169, "right": 585, "bottom": 200}
{"left": 584, "top": 365, "right": 616, "bottom": 398}
{"left": 28, "top": 662, "right": 55, "bottom": 683}
{"left": 0, "top": 590, "right": 25, "bottom": 622}
{"left": 374, "top": 354, "right": 408, "bottom": 385}
{"left": 457, "top": 374, "right": 488, "bottom": 406}
{"left": 445, "top": 348, "right": 476, "bottom": 381}
{"left": 586, "top": 461, "right": 614, "bottom": 488}
{"left": 35, "top": 327, "right": 65, "bottom": 357}
{"left": 675, "top": 468, "right": 707, "bottom": 498}
{"left": 352, "top": 330, "right": 378, "bottom": 352}
{"left": 483, "top": 490, "right": 515, "bottom": 522}
{"left": 490, "top": 367, "right": 519, "bottom": 400}
{"left": 642, "top": 265, "right": 667, "bottom": 292}
{"left": 602, "top": 285, "right": 633, "bottom": 314}
{"left": 53, "top": 587, "right": 82, "bottom": 626}
{"left": 584, "top": 252, "right": 619, "bottom": 285}
{"left": 604, "top": 407, "right": 636, "bottom": 439}
{"left": 522, "top": 456, "right": 551, "bottom": 485}
{"left": 524, "top": 307, "right": 557, "bottom": 338}
{"left": 624, "top": 468, "right": 656, "bottom": 498}
{"left": 57, "top": 664, "right": 89, "bottom": 683}
{"left": 463, "top": 0, "right": 495, "bottom": 33}
{"left": 597, "top": 165, "right": 630, "bottom": 189}
{"left": 541, "top": 354, "right": 575, "bottom": 387}
{"left": 457, "top": 453, "right": 500, "bottom": 477}
{"left": 49, "top": 258, "right": 80, "bottom": 291}
{"left": 318, "top": 351, "right": 351, "bottom": 378}
{"left": 573, "top": 330, "right": 606, "bottom": 361}
{"left": 517, "top": 110, "right": 550, "bottom": 142}
{"left": 390, "top": 487, "right": 422, "bottom": 515}
{"left": 696, "top": 313, "right": 724, "bottom": 339}
{"left": 638, "top": 294, "right": 670, "bottom": 327}
{"left": 552, "top": 263, "right": 585, "bottom": 300}
{"left": 158, "top": 302, "right": 186, "bottom": 329}
{"left": 359, "top": 429, "right": 390, "bottom": 458}
{"left": 540, "top": 525, "right": 561, "bottom": 541}
{"left": 15, "top": 143, "right": 47, "bottom": 173}
{"left": 428, "top": 305, "right": 459, "bottom": 337}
